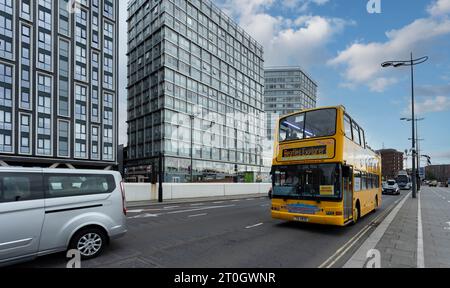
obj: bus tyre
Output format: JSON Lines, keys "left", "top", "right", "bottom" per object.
{"left": 69, "top": 227, "right": 107, "bottom": 260}
{"left": 353, "top": 205, "right": 360, "bottom": 224}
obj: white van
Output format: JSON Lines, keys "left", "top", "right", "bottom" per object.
{"left": 0, "top": 167, "right": 127, "bottom": 266}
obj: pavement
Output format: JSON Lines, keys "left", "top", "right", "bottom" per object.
{"left": 13, "top": 186, "right": 450, "bottom": 268}
{"left": 344, "top": 186, "right": 450, "bottom": 268}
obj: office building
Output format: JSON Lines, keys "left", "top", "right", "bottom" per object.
{"left": 425, "top": 164, "right": 450, "bottom": 183}
{"left": 264, "top": 67, "right": 317, "bottom": 141}
{"left": 377, "top": 149, "right": 404, "bottom": 180}
{"left": 127, "top": 0, "right": 265, "bottom": 182}
{"left": 0, "top": 0, "right": 119, "bottom": 168}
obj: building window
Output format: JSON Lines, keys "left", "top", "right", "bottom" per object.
{"left": 37, "top": 74, "right": 52, "bottom": 114}
{"left": 59, "top": 39, "right": 70, "bottom": 116}
{"left": 58, "top": 120, "right": 69, "bottom": 157}
{"left": 20, "top": 114, "right": 31, "bottom": 154}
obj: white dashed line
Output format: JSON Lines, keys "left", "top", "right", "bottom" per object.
{"left": 213, "top": 201, "right": 224, "bottom": 204}
{"left": 163, "top": 206, "right": 179, "bottom": 209}
{"left": 245, "top": 223, "right": 263, "bottom": 229}
{"left": 167, "top": 205, "right": 236, "bottom": 215}
{"left": 127, "top": 209, "right": 144, "bottom": 213}
{"left": 188, "top": 213, "right": 207, "bottom": 218}
{"left": 190, "top": 203, "right": 204, "bottom": 206}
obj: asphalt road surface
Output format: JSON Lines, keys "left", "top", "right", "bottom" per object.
{"left": 15, "top": 192, "right": 406, "bottom": 268}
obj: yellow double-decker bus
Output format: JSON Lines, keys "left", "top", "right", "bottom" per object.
{"left": 271, "top": 106, "right": 381, "bottom": 226}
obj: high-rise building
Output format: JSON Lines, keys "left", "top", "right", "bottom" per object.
{"left": 127, "top": 0, "right": 265, "bottom": 183}
{"left": 0, "top": 0, "right": 119, "bottom": 168}
{"left": 264, "top": 67, "right": 317, "bottom": 141}
{"left": 377, "top": 149, "right": 404, "bottom": 180}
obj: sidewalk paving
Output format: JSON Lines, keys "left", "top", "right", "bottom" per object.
{"left": 346, "top": 186, "right": 450, "bottom": 268}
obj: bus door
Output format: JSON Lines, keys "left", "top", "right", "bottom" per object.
{"left": 342, "top": 166, "right": 353, "bottom": 221}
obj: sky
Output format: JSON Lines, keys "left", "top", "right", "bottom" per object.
{"left": 118, "top": 0, "right": 450, "bottom": 166}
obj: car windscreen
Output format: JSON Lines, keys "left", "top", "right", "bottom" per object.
{"left": 387, "top": 180, "right": 396, "bottom": 185}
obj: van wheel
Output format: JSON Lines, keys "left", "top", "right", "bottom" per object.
{"left": 69, "top": 227, "right": 107, "bottom": 260}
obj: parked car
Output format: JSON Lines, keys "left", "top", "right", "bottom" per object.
{"left": 0, "top": 167, "right": 127, "bottom": 267}
{"left": 429, "top": 180, "right": 438, "bottom": 187}
{"left": 382, "top": 180, "right": 400, "bottom": 195}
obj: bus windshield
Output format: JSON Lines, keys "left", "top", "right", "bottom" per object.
{"left": 272, "top": 164, "right": 341, "bottom": 200}
{"left": 397, "top": 175, "right": 409, "bottom": 184}
{"left": 279, "top": 108, "right": 337, "bottom": 142}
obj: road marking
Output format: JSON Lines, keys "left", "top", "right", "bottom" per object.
{"left": 417, "top": 192, "right": 425, "bottom": 268}
{"left": 166, "top": 205, "right": 236, "bottom": 215}
{"left": 343, "top": 192, "right": 411, "bottom": 268}
{"left": 163, "top": 206, "right": 180, "bottom": 209}
{"left": 246, "top": 198, "right": 255, "bottom": 201}
{"left": 127, "top": 209, "right": 144, "bottom": 213}
{"left": 319, "top": 197, "right": 400, "bottom": 268}
{"left": 319, "top": 225, "right": 373, "bottom": 268}
{"left": 261, "top": 204, "right": 270, "bottom": 207}
{"left": 128, "top": 213, "right": 160, "bottom": 219}
{"left": 188, "top": 213, "right": 207, "bottom": 218}
{"left": 245, "top": 223, "right": 263, "bottom": 229}
{"left": 190, "top": 203, "right": 204, "bottom": 206}
{"left": 213, "top": 201, "right": 224, "bottom": 204}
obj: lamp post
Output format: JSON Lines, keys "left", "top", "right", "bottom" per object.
{"left": 382, "top": 53, "right": 429, "bottom": 199}
{"left": 402, "top": 117, "right": 425, "bottom": 190}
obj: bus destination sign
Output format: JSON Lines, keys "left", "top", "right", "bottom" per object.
{"left": 282, "top": 145, "right": 328, "bottom": 161}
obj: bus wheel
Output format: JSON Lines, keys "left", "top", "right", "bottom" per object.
{"left": 353, "top": 203, "right": 360, "bottom": 224}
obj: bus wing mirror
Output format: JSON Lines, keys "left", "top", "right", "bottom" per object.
{"left": 342, "top": 166, "right": 351, "bottom": 178}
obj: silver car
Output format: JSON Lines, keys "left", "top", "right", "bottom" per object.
{"left": 0, "top": 167, "right": 127, "bottom": 266}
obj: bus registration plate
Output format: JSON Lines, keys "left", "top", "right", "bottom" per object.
{"left": 294, "top": 216, "right": 309, "bottom": 222}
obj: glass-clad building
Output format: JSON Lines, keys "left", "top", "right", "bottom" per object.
{"left": 127, "top": 0, "right": 265, "bottom": 183}
{"left": 264, "top": 67, "right": 318, "bottom": 141}
{"left": 262, "top": 67, "right": 317, "bottom": 168}
{"left": 0, "top": 0, "right": 119, "bottom": 168}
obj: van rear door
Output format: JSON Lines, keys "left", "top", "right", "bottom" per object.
{"left": 0, "top": 172, "right": 45, "bottom": 263}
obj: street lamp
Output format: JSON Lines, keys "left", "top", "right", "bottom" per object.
{"left": 382, "top": 53, "right": 429, "bottom": 199}
{"left": 402, "top": 117, "right": 425, "bottom": 190}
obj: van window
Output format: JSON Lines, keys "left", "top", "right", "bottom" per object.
{"left": 0, "top": 173, "right": 43, "bottom": 203}
{"left": 45, "top": 174, "right": 116, "bottom": 198}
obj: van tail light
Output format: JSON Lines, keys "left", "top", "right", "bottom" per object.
{"left": 120, "top": 180, "right": 127, "bottom": 216}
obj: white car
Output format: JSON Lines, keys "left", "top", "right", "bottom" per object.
{"left": 382, "top": 180, "right": 400, "bottom": 195}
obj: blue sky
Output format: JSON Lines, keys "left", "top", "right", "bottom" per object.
{"left": 119, "top": 0, "right": 450, "bottom": 165}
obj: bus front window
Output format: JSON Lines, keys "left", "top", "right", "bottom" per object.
{"left": 279, "top": 109, "right": 337, "bottom": 142}
{"left": 272, "top": 164, "right": 341, "bottom": 200}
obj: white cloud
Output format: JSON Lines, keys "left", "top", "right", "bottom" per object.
{"left": 328, "top": 17, "right": 450, "bottom": 91}
{"left": 408, "top": 96, "right": 450, "bottom": 114}
{"left": 219, "top": 0, "right": 351, "bottom": 67}
{"left": 368, "top": 77, "right": 398, "bottom": 92}
{"left": 428, "top": 0, "right": 450, "bottom": 16}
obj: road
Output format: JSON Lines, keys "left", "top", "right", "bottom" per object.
{"left": 16, "top": 192, "right": 405, "bottom": 268}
